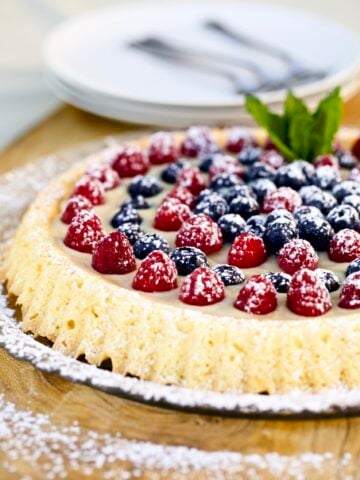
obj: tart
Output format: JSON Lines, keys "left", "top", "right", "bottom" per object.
{"left": 5, "top": 126, "right": 360, "bottom": 394}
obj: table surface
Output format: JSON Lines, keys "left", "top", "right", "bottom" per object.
{"left": 1, "top": 100, "right": 360, "bottom": 479}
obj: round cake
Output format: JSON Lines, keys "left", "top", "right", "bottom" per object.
{"left": 5, "top": 126, "right": 360, "bottom": 394}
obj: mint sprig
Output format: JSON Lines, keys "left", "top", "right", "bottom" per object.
{"left": 245, "top": 88, "right": 342, "bottom": 162}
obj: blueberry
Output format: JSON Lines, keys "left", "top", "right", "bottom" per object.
{"left": 346, "top": 257, "right": 360, "bottom": 277}
{"left": 128, "top": 175, "right": 163, "bottom": 198}
{"left": 209, "top": 173, "right": 241, "bottom": 193}
{"left": 333, "top": 181, "right": 360, "bottom": 202}
{"left": 198, "top": 154, "right": 216, "bottom": 173}
{"left": 133, "top": 233, "right": 170, "bottom": 259}
{"left": 343, "top": 195, "right": 360, "bottom": 214}
{"left": 194, "top": 193, "right": 228, "bottom": 221}
{"left": 111, "top": 206, "right": 142, "bottom": 228}
{"left": 238, "top": 146, "right": 263, "bottom": 165}
{"left": 336, "top": 150, "right": 358, "bottom": 169}
{"left": 293, "top": 160, "right": 315, "bottom": 182}
{"left": 275, "top": 163, "right": 308, "bottom": 190}
{"left": 196, "top": 189, "right": 213, "bottom": 203}
{"left": 293, "top": 206, "right": 323, "bottom": 223}
{"left": 245, "top": 162, "right": 275, "bottom": 182}
{"left": 170, "top": 247, "right": 208, "bottom": 275}
{"left": 311, "top": 166, "right": 341, "bottom": 190}
{"left": 265, "top": 208, "right": 295, "bottom": 226}
{"left": 299, "top": 185, "right": 322, "bottom": 203}
{"left": 122, "top": 195, "right": 151, "bottom": 210}
{"left": 326, "top": 205, "right": 360, "bottom": 232}
{"left": 297, "top": 217, "right": 334, "bottom": 251}
{"left": 218, "top": 213, "right": 246, "bottom": 242}
{"left": 245, "top": 215, "right": 266, "bottom": 238}
{"left": 212, "top": 264, "right": 245, "bottom": 286}
{"left": 229, "top": 195, "right": 259, "bottom": 219}
{"left": 314, "top": 269, "right": 341, "bottom": 292}
{"left": 304, "top": 190, "right": 337, "bottom": 214}
{"left": 161, "top": 160, "right": 188, "bottom": 183}
{"left": 249, "top": 179, "right": 277, "bottom": 202}
{"left": 117, "top": 222, "right": 144, "bottom": 245}
{"left": 266, "top": 272, "right": 291, "bottom": 293}
{"left": 264, "top": 219, "right": 298, "bottom": 253}
{"left": 224, "top": 185, "right": 254, "bottom": 204}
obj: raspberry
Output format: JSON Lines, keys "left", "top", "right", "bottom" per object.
{"left": 262, "top": 187, "right": 302, "bottom": 213}
{"left": 64, "top": 210, "right": 105, "bottom": 253}
{"left": 92, "top": 231, "right": 136, "bottom": 274}
{"left": 87, "top": 166, "right": 121, "bottom": 190}
{"left": 165, "top": 186, "right": 195, "bottom": 208}
{"left": 175, "top": 214, "right": 223, "bottom": 254}
{"left": 176, "top": 167, "right": 207, "bottom": 195}
{"left": 328, "top": 229, "right": 360, "bottom": 262}
{"left": 278, "top": 239, "right": 318, "bottom": 275}
{"left": 153, "top": 198, "right": 191, "bottom": 231}
{"left": 132, "top": 250, "right": 178, "bottom": 292}
{"left": 260, "top": 149, "right": 284, "bottom": 169}
{"left": 339, "top": 272, "right": 360, "bottom": 309}
{"left": 180, "top": 126, "right": 217, "bottom": 157}
{"left": 60, "top": 195, "right": 93, "bottom": 224}
{"left": 72, "top": 176, "right": 105, "bottom": 206}
{"left": 351, "top": 137, "right": 360, "bottom": 159}
{"left": 148, "top": 131, "right": 179, "bottom": 164}
{"left": 287, "top": 269, "right": 331, "bottom": 316}
{"left": 179, "top": 267, "right": 225, "bottom": 306}
{"left": 234, "top": 274, "right": 277, "bottom": 315}
{"left": 111, "top": 145, "right": 149, "bottom": 177}
{"left": 314, "top": 154, "right": 339, "bottom": 169}
{"left": 208, "top": 155, "right": 245, "bottom": 179}
{"left": 228, "top": 233, "right": 267, "bottom": 268}
{"left": 226, "top": 127, "right": 255, "bottom": 153}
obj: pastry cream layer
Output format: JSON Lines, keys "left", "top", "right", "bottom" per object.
{"left": 5, "top": 128, "right": 360, "bottom": 394}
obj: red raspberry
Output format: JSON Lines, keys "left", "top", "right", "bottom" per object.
{"left": 180, "top": 126, "right": 217, "bottom": 157}
{"left": 287, "top": 268, "right": 331, "bottom": 316}
{"left": 261, "top": 149, "right": 284, "bottom": 169}
{"left": 328, "top": 229, "right": 360, "bottom": 262}
{"left": 111, "top": 145, "right": 149, "bottom": 177}
{"left": 154, "top": 198, "right": 191, "bottom": 231}
{"left": 339, "top": 272, "right": 360, "bottom": 309}
{"left": 278, "top": 239, "right": 318, "bottom": 275}
{"left": 176, "top": 167, "right": 207, "bottom": 195}
{"left": 61, "top": 195, "right": 93, "bottom": 224}
{"left": 351, "top": 137, "right": 360, "bottom": 159}
{"left": 226, "top": 127, "right": 255, "bottom": 154}
{"left": 87, "top": 165, "right": 121, "bottom": 190}
{"left": 64, "top": 210, "right": 105, "bottom": 253}
{"left": 175, "top": 214, "right": 223, "bottom": 254}
{"left": 148, "top": 132, "right": 179, "bottom": 164}
{"left": 92, "top": 231, "right": 136, "bottom": 274}
{"left": 179, "top": 267, "right": 225, "bottom": 306}
{"left": 314, "top": 154, "right": 339, "bottom": 169}
{"left": 228, "top": 233, "right": 267, "bottom": 268}
{"left": 234, "top": 274, "right": 277, "bottom": 315}
{"left": 72, "top": 176, "right": 105, "bottom": 206}
{"left": 208, "top": 155, "right": 245, "bottom": 179}
{"left": 132, "top": 250, "right": 178, "bottom": 292}
{"left": 262, "top": 187, "right": 302, "bottom": 213}
{"left": 165, "top": 187, "right": 195, "bottom": 208}
{"left": 264, "top": 138, "right": 279, "bottom": 151}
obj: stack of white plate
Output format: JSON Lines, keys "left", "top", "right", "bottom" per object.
{"left": 43, "top": 1, "right": 360, "bottom": 127}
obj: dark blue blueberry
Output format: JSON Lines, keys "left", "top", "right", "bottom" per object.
{"left": 293, "top": 206, "right": 323, "bottom": 223}
{"left": 304, "top": 190, "right": 337, "bottom": 214}
{"left": 264, "top": 219, "right": 298, "bottom": 253}
{"left": 194, "top": 193, "right": 228, "bottom": 221}
{"left": 275, "top": 163, "right": 308, "bottom": 190}
{"left": 265, "top": 208, "right": 295, "bottom": 226}
{"left": 245, "top": 215, "right": 266, "bottom": 238}
{"left": 229, "top": 195, "right": 259, "bottom": 220}
{"left": 196, "top": 189, "right": 213, "bottom": 204}
{"left": 128, "top": 175, "right": 163, "bottom": 198}
{"left": 245, "top": 162, "right": 275, "bottom": 182}
{"left": 238, "top": 146, "right": 263, "bottom": 165}
{"left": 218, "top": 214, "right": 246, "bottom": 242}
{"left": 122, "top": 195, "right": 151, "bottom": 210}
{"left": 170, "top": 247, "right": 208, "bottom": 276}
{"left": 161, "top": 160, "right": 188, "bottom": 184}
{"left": 311, "top": 166, "right": 341, "bottom": 190}
{"left": 299, "top": 185, "right": 322, "bottom": 203}
{"left": 198, "top": 154, "right": 216, "bottom": 173}
{"left": 266, "top": 272, "right": 291, "bottom": 293}
{"left": 209, "top": 173, "right": 241, "bottom": 193}
{"left": 333, "top": 181, "right": 360, "bottom": 202}
{"left": 314, "top": 269, "right": 341, "bottom": 292}
{"left": 117, "top": 222, "right": 144, "bottom": 245}
{"left": 336, "top": 150, "right": 358, "bottom": 170}
{"left": 249, "top": 178, "right": 276, "bottom": 202}
{"left": 297, "top": 217, "right": 334, "bottom": 251}
{"left": 224, "top": 184, "right": 254, "bottom": 204}
{"left": 293, "top": 160, "right": 315, "bottom": 182}
{"left": 343, "top": 195, "right": 360, "bottom": 214}
{"left": 346, "top": 257, "right": 360, "bottom": 277}
{"left": 326, "top": 205, "right": 360, "bottom": 232}
{"left": 212, "top": 264, "right": 245, "bottom": 286}
{"left": 133, "top": 233, "right": 170, "bottom": 259}
{"left": 111, "top": 206, "right": 142, "bottom": 228}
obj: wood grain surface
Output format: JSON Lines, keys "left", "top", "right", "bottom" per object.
{"left": 1, "top": 98, "right": 360, "bottom": 479}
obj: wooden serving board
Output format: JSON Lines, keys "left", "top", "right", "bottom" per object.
{"left": 1, "top": 102, "right": 360, "bottom": 479}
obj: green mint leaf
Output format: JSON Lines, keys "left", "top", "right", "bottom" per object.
{"left": 284, "top": 91, "right": 309, "bottom": 123}
{"left": 288, "top": 113, "right": 314, "bottom": 160}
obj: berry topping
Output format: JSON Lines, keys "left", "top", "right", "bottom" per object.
{"left": 181, "top": 126, "right": 217, "bottom": 157}
{"left": 314, "top": 154, "right": 339, "bottom": 169}
{"left": 336, "top": 150, "right": 357, "bottom": 169}
{"left": 229, "top": 194, "right": 260, "bottom": 220}
{"left": 110, "top": 206, "right": 142, "bottom": 228}
{"left": 278, "top": 239, "right": 318, "bottom": 275}
{"left": 176, "top": 166, "right": 207, "bottom": 195}
{"left": 111, "top": 145, "right": 149, "bottom": 177}
{"left": 148, "top": 132, "right": 179, "bottom": 164}
{"left": 133, "top": 233, "right": 170, "bottom": 260}
{"left": 266, "top": 272, "right": 291, "bottom": 293}
{"left": 346, "top": 257, "right": 360, "bottom": 277}
{"left": 132, "top": 251, "right": 178, "bottom": 292}
{"left": 261, "top": 149, "right": 284, "bottom": 169}
{"left": 245, "top": 162, "right": 275, "bottom": 182}
{"left": 304, "top": 189, "right": 337, "bottom": 214}
{"left": 122, "top": 195, "right": 151, "bottom": 210}
{"left": 297, "top": 217, "right": 334, "bottom": 251}
{"left": 244, "top": 215, "right": 266, "bottom": 238}
{"left": 311, "top": 166, "right": 341, "bottom": 190}
{"left": 326, "top": 205, "right": 360, "bottom": 232}
{"left": 166, "top": 186, "right": 195, "bottom": 208}
{"left": 212, "top": 264, "right": 245, "bottom": 286}
{"left": 194, "top": 192, "right": 228, "bottom": 221}
{"left": 264, "top": 218, "right": 298, "bottom": 254}
{"left": 128, "top": 175, "right": 163, "bottom": 198}
{"left": 238, "top": 147, "right": 263, "bottom": 165}
{"left": 351, "top": 137, "right": 360, "bottom": 159}
{"left": 287, "top": 269, "right": 331, "bottom": 317}
{"left": 349, "top": 167, "right": 360, "bottom": 182}
{"left": 92, "top": 231, "right": 136, "bottom": 274}
{"left": 328, "top": 229, "right": 360, "bottom": 262}
{"left": 175, "top": 214, "right": 223, "bottom": 254}
{"left": 170, "top": 247, "right": 208, "bottom": 276}
{"left": 218, "top": 213, "right": 246, "bottom": 242}
{"left": 224, "top": 184, "right": 255, "bottom": 204}
{"left": 265, "top": 208, "right": 295, "bottom": 226}
{"left": 72, "top": 176, "right": 105, "bottom": 206}
{"left": 228, "top": 233, "right": 267, "bottom": 268}
{"left": 343, "top": 195, "right": 360, "bottom": 214}
{"left": 209, "top": 173, "right": 242, "bottom": 193}
{"left": 293, "top": 206, "right": 323, "bottom": 223}
{"left": 61, "top": 195, "right": 93, "bottom": 224}
{"left": 249, "top": 178, "right": 277, "bottom": 202}
{"left": 117, "top": 222, "right": 144, "bottom": 245}
{"left": 154, "top": 198, "right": 191, "bottom": 231}
{"left": 179, "top": 267, "right": 225, "bottom": 306}
{"left": 262, "top": 187, "right": 302, "bottom": 213}
{"left": 234, "top": 274, "right": 277, "bottom": 315}
{"left": 208, "top": 155, "right": 245, "bottom": 179}
{"left": 198, "top": 154, "right": 216, "bottom": 173}
{"left": 333, "top": 181, "right": 360, "bottom": 202}
{"left": 87, "top": 166, "right": 121, "bottom": 190}
{"left": 299, "top": 185, "right": 321, "bottom": 203}
{"left": 161, "top": 160, "right": 188, "bottom": 184}
{"left": 314, "top": 269, "right": 340, "bottom": 292}
{"left": 339, "top": 272, "right": 360, "bottom": 309}
{"left": 64, "top": 210, "right": 105, "bottom": 254}
{"left": 275, "top": 163, "right": 308, "bottom": 191}
{"left": 226, "top": 127, "right": 255, "bottom": 153}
